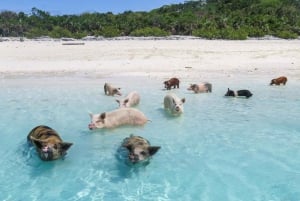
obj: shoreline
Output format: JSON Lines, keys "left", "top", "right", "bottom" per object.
{"left": 0, "top": 38, "right": 299, "bottom": 81}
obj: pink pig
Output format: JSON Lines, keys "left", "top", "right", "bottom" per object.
{"left": 88, "top": 108, "right": 148, "bottom": 129}
{"left": 116, "top": 91, "right": 140, "bottom": 108}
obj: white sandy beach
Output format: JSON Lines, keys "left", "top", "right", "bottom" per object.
{"left": 0, "top": 38, "right": 299, "bottom": 81}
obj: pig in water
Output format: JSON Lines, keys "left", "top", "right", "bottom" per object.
{"left": 104, "top": 83, "right": 122, "bottom": 96}
{"left": 116, "top": 91, "right": 140, "bottom": 108}
{"left": 224, "top": 88, "right": 253, "bottom": 98}
{"left": 164, "top": 93, "right": 185, "bottom": 115}
{"left": 88, "top": 108, "right": 148, "bottom": 129}
{"left": 187, "top": 82, "right": 212, "bottom": 93}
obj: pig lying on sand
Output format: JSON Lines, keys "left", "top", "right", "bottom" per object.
{"left": 116, "top": 91, "right": 140, "bottom": 108}
{"left": 104, "top": 83, "right": 122, "bottom": 96}
{"left": 89, "top": 108, "right": 148, "bottom": 129}
{"left": 164, "top": 93, "right": 185, "bottom": 115}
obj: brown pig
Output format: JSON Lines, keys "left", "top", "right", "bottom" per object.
{"left": 270, "top": 76, "right": 287, "bottom": 85}
{"left": 164, "top": 77, "right": 180, "bottom": 90}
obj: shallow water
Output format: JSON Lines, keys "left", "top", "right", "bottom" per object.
{"left": 0, "top": 75, "right": 299, "bottom": 201}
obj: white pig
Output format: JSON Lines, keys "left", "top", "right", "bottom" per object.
{"left": 88, "top": 108, "right": 148, "bottom": 129}
{"left": 116, "top": 91, "right": 140, "bottom": 108}
{"left": 187, "top": 82, "right": 212, "bottom": 93}
{"left": 104, "top": 83, "right": 122, "bottom": 96}
{"left": 164, "top": 93, "right": 185, "bottom": 115}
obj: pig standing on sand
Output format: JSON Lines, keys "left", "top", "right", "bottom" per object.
{"left": 187, "top": 82, "right": 212, "bottom": 93}
{"left": 88, "top": 108, "right": 148, "bottom": 129}
{"left": 104, "top": 83, "right": 122, "bottom": 96}
{"left": 164, "top": 78, "right": 180, "bottom": 90}
{"left": 116, "top": 91, "right": 140, "bottom": 108}
{"left": 164, "top": 93, "right": 185, "bottom": 115}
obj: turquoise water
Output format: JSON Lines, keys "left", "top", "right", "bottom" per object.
{"left": 0, "top": 75, "right": 300, "bottom": 201}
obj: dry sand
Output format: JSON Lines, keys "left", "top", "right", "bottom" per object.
{"left": 0, "top": 39, "right": 299, "bottom": 81}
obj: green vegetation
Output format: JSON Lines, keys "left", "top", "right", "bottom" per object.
{"left": 0, "top": 0, "right": 299, "bottom": 39}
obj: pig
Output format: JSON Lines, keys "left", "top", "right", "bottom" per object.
{"left": 104, "top": 83, "right": 122, "bottom": 96}
{"left": 164, "top": 77, "right": 180, "bottom": 90}
{"left": 88, "top": 108, "right": 148, "bottom": 129}
{"left": 116, "top": 91, "right": 140, "bottom": 108}
{"left": 187, "top": 82, "right": 212, "bottom": 93}
{"left": 121, "top": 135, "right": 160, "bottom": 164}
{"left": 164, "top": 93, "right": 185, "bottom": 115}
{"left": 27, "top": 125, "right": 73, "bottom": 161}
{"left": 270, "top": 76, "right": 288, "bottom": 85}
{"left": 224, "top": 88, "right": 253, "bottom": 98}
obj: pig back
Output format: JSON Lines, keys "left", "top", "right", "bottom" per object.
{"left": 105, "top": 108, "right": 147, "bottom": 128}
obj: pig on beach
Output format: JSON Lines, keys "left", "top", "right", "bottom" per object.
{"left": 270, "top": 76, "right": 288, "bottom": 85}
{"left": 164, "top": 93, "right": 185, "bottom": 115}
{"left": 116, "top": 91, "right": 140, "bottom": 108}
{"left": 164, "top": 77, "right": 180, "bottom": 90}
{"left": 88, "top": 108, "right": 148, "bottom": 129}
{"left": 187, "top": 82, "right": 212, "bottom": 93}
{"left": 104, "top": 83, "right": 122, "bottom": 96}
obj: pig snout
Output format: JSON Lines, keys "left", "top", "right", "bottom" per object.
{"left": 129, "top": 153, "right": 139, "bottom": 163}
{"left": 175, "top": 104, "right": 183, "bottom": 112}
{"left": 88, "top": 123, "right": 96, "bottom": 130}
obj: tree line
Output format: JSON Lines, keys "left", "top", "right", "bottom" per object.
{"left": 0, "top": 0, "right": 299, "bottom": 40}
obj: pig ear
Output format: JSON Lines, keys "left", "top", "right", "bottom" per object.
{"left": 172, "top": 98, "right": 176, "bottom": 104}
{"left": 100, "top": 113, "right": 106, "bottom": 119}
{"left": 181, "top": 98, "right": 186, "bottom": 103}
{"left": 30, "top": 136, "right": 45, "bottom": 149}
{"left": 32, "top": 139, "right": 43, "bottom": 149}
{"left": 148, "top": 146, "right": 161, "bottom": 156}
{"left": 61, "top": 142, "right": 73, "bottom": 151}
{"left": 123, "top": 143, "right": 132, "bottom": 151}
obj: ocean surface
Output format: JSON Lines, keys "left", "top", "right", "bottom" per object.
{"left": 0, "top": 75, "right": 299, "bottom": 201}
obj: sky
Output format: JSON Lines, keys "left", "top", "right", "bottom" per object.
{"left": 1, "top": 0, "right": 187, "bottom": 15}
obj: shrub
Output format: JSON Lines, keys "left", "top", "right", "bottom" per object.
{"left": 130, "top": 27, "right": 169, "bottom": 37}
{"left": 274, "top": 30, "right": 298, "bottom": 39}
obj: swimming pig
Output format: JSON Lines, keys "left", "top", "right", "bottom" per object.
{"left": 164, "top": 77, "right": 180, "bottom": 90}
{"left": 187, "top": 82, "right": 212, "bottom": 93}
{"left": 88, "top": 108, "right": 148, "bottom": 129}
{"left": 225, "top": 88, "right": 253, "bottom": 98}
{"left": 27, "top": 125, "right": 73, "bottom": 161}
{"left": 164, "top": 93, "right": 185, "bottom": 115}
{"left": 270, "top": 76, "right": 288, "bottom": 85}
{"left": 122, "top": 135, "right": 160, "bottom": 164}
{"left": 104, "top": 83, "right": 122, "bottom": 96}
{"left": 116, "top": 91, "right": 140, "bottom": 108}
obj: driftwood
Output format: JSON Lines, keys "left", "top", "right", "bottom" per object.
{"left": 62, "top": 42, "right": 85, "bottom": 45}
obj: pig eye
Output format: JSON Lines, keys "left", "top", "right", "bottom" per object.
{"left": 53, "top": 144, "right": 58, "bottom": 149}
{"left": 140, "top": 151, "right": 147, "bottom": 156}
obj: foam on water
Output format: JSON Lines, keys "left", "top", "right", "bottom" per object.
{"left": 0, "top": 75, "right": 299, "bottom": 201}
